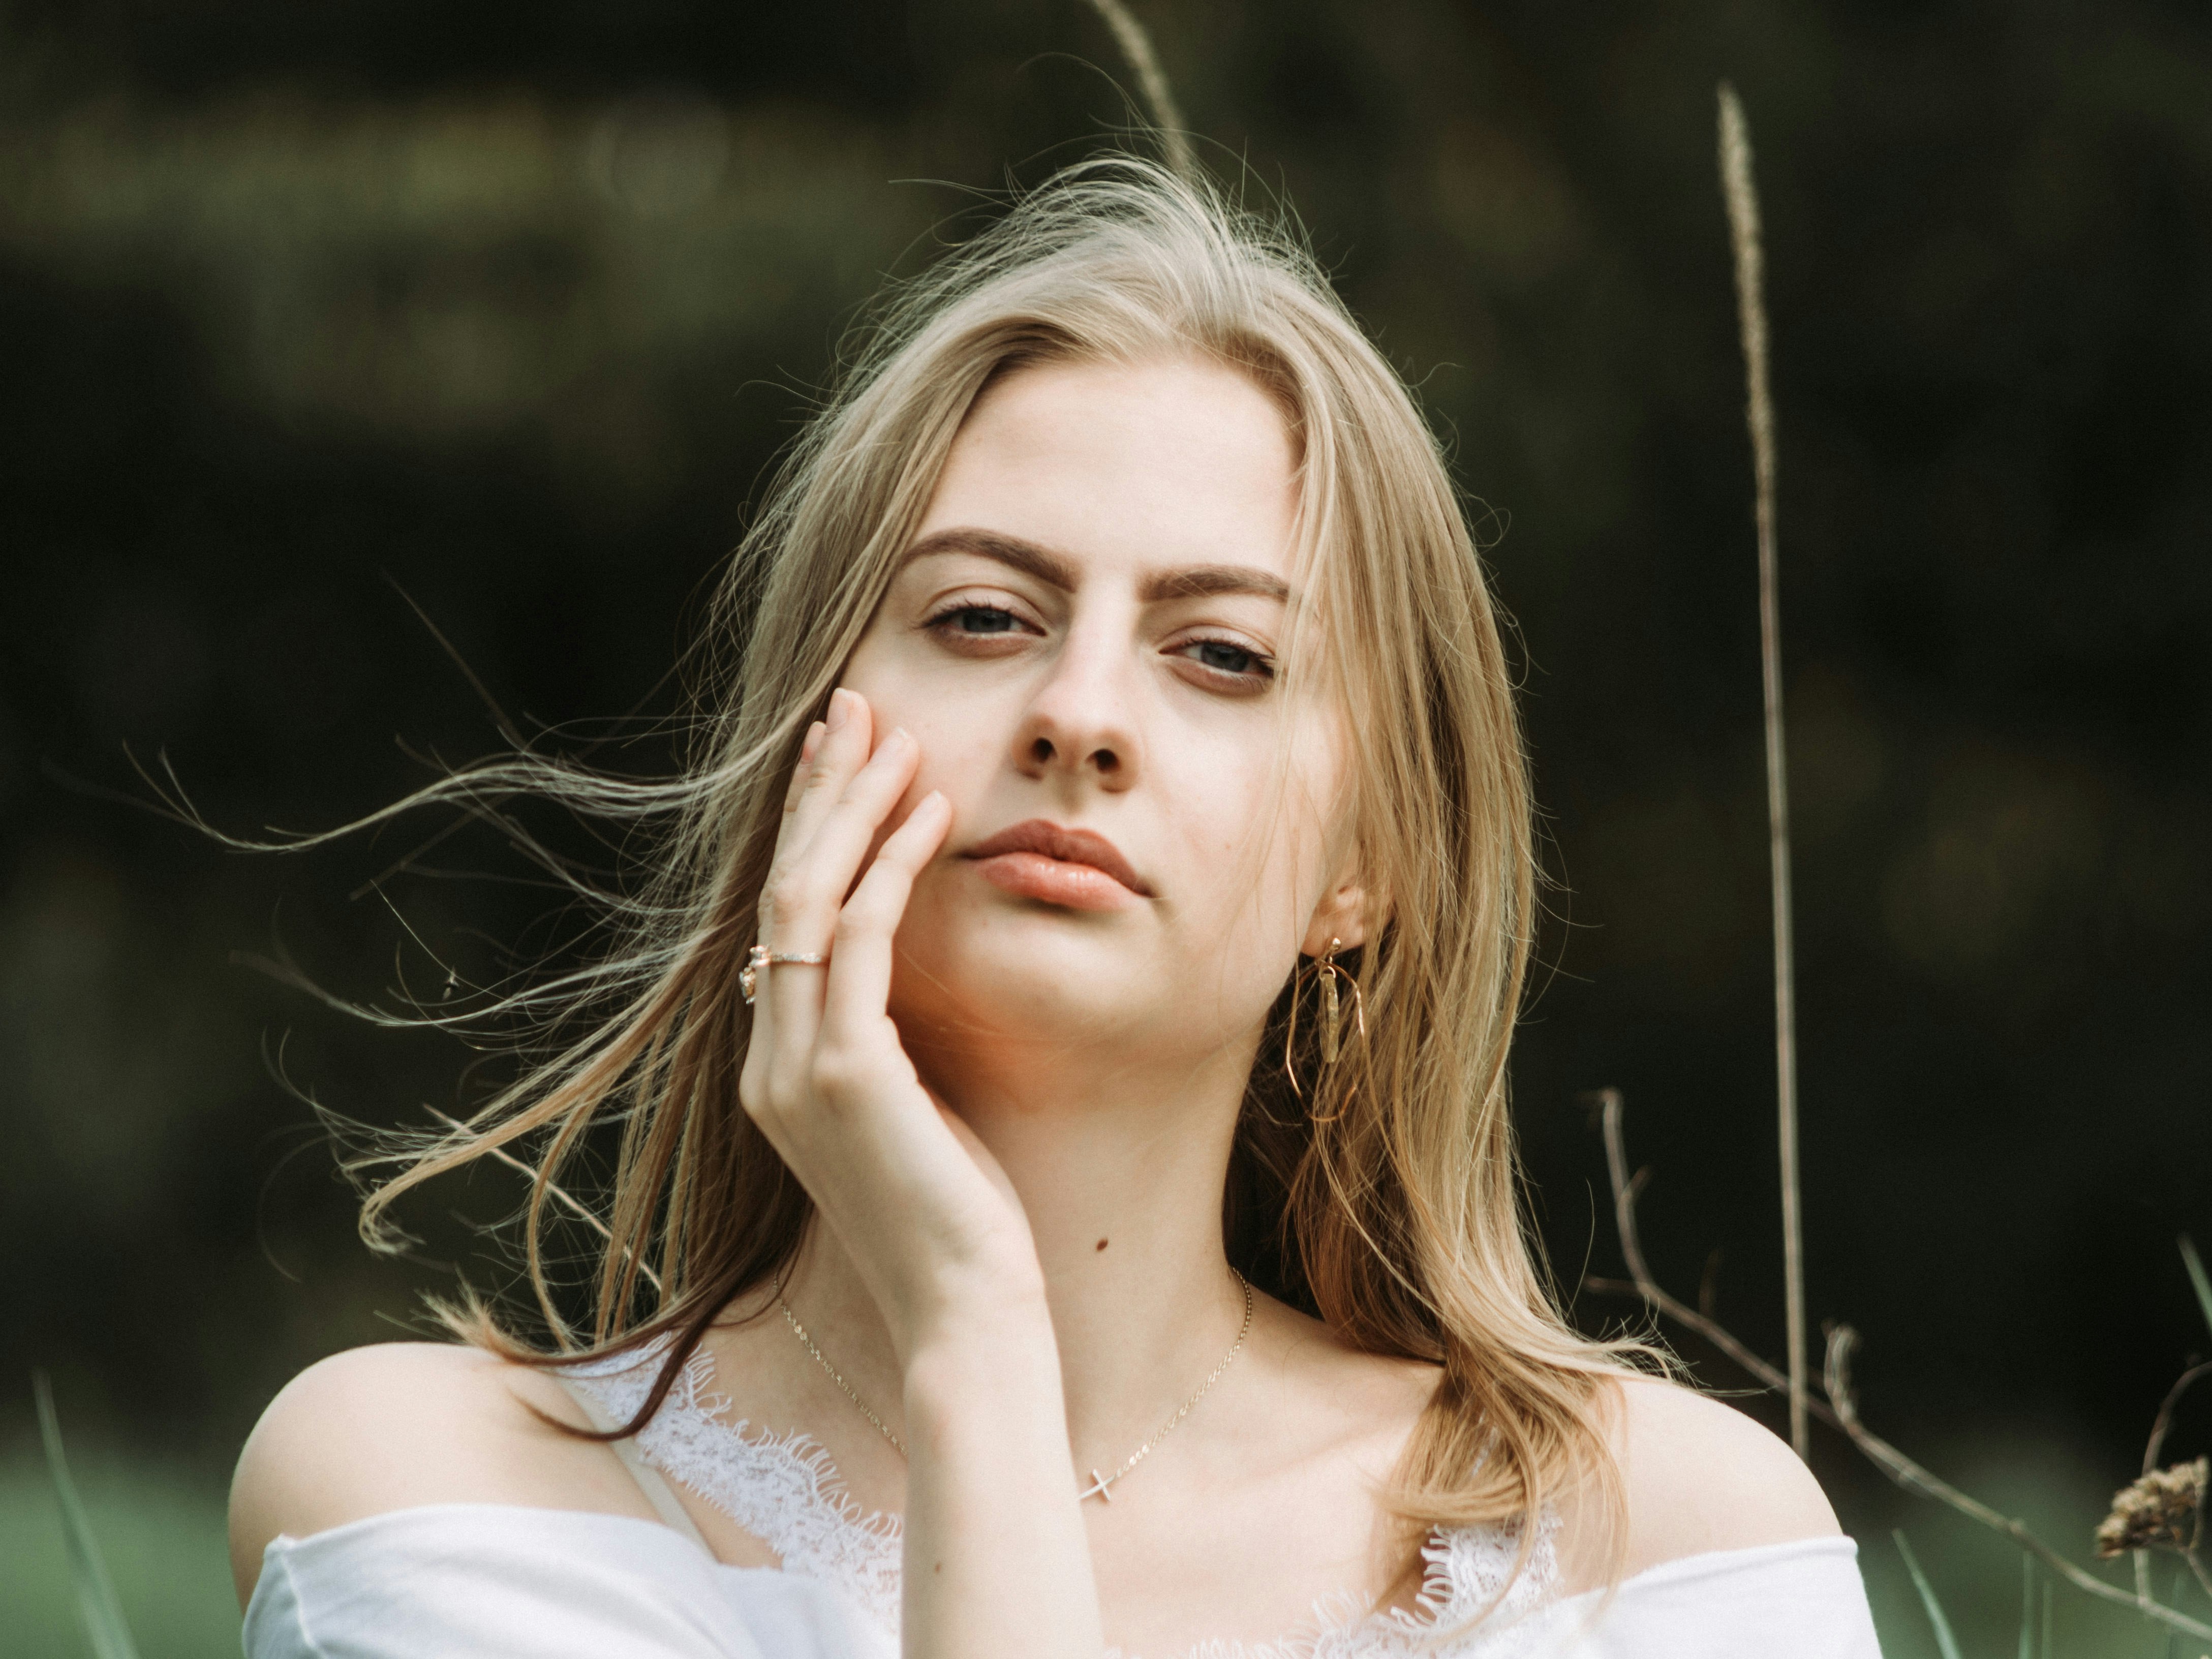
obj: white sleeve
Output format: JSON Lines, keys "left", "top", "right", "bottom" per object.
{"left": 1524, "top": 1538, "right": 1884, "bottom": 1658}
{"left": 242, "top": 1504, "right": 884, "bottom": 1659}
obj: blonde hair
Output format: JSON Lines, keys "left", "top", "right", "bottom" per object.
{"left": 320, "top": 156, "right": 1642, "bottom": 1596}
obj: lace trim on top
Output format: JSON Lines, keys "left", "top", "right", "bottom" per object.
{"left": 1167, "top": 1513, "right": 1561, "bottom": 1659}
{"left": 562, "top": 1342, "right": 904, "bottom": 1629}
{"left": 561, "top": 1340, "right": 1560, "bottom": 1657}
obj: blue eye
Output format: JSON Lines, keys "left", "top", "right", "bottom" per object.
{"left": 1175, "top": 637, "right": 1273, "bottom": 683}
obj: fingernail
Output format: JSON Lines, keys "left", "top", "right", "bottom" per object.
{"left": 889, "top": 726, "right": 913, "bottom": 751}
{"left": 825, "top": 690, "right": 850, "bottom": 732}
{"left": 800, "top": 721, "right": 825, "bottom": 762}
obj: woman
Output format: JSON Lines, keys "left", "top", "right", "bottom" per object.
{"left": 227, "top": 161, "right": 1882, "bottom": 1657}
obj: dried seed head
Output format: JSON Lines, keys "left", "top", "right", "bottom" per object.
{"left": 2094, "top": 1457, "right": 2208, "bottom": 1557}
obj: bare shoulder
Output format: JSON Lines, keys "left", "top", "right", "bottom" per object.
{"left": 1606, "top": 1373, "right": 1839, "bottom": 1576}
{"left": 227, "top": 1342, "right": 654, "bottom": 1609}
{"left": 1249, "top": 1293, "right": 1439, "bottom": 1459}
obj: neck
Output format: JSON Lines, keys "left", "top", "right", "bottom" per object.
{"left": 776, "top": 1029, "right": 1259, "bottom": 1466}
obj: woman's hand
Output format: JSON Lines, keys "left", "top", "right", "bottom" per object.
{"left": 739, "top": 687, "right": 1103, "bottom": 1659}
{"left": 738, "top": 686, "right": 1040, "bottom": 1359}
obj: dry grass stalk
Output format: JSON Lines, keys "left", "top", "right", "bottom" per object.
{"left": 1594, "top": 1090, "right": 2212, "bottom": 1640}
{"left": 1588, "top": 1089, "right": 1845, "bottom": 1429}
{"left": 2095, "top": 1459, "right": 2207, "bottom": 1560}
{"left": 1716, "top": 80, "right": 1808, "bottom": 1462}
{"left": 1081, "top": 0, "right": 1195, "bottom": 183}
{"left": 1585, "top": 79, "right": 2208, "bottom": 1645}
{"left": 2139, "top": 1359, "right": 2212, "bottom": 1599}
{"left": 1827, "top": 1326, "right": 2212, "bottom": 1638}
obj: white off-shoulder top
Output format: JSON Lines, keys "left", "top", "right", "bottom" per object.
{"left": 242, "top": 1344, "right": 1885, "bottom": 1658}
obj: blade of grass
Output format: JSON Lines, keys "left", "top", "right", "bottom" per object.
{"left": 1080, "top": 0, "right": 1194, "bottom": 183}
{"left": 1894, "top": 1530, "right": 1965, "bottom": 1659}
{"left": 1832, "top": 1326, "right": 2212, "bottom": 1637}
{"left": 2180, "top": 1236, "right": 2212, "bottom": 1341}
{"left": 2019, "top": 1555, "right": 2035, "bottom": 1659}
{"left": 1718, "top": 78, "right": 1808, "bottom": 1462}
{"left": 34, "top": 1372, "right": 144, "bottom": 1659}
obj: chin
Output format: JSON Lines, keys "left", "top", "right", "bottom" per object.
{"left": 891, "top": 917, "right": 1155, "bottom": 1048}
{"left": 888, "top": 877, "right": 1273, "bottom": 1065}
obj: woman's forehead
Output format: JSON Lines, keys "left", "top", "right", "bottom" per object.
{"left": 923, "top": 352, "right": 1302, "bottom": 582}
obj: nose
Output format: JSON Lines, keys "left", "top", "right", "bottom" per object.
{"left": 1011, "top": 633, "right": 1143, "bottom": 793}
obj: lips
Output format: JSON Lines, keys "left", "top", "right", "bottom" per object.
{"left": 962, "top": 819, "right": 1152, "bottom": 911}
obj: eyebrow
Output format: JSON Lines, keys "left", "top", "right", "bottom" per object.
{"left": 900, "top": 527, "right": 1291, "bottom": 604}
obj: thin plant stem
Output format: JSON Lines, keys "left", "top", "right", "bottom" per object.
{"left": 1081, "top": 0, "right": 1195, "bottom": 183}
{"left": 2180, "top": 1235, "right": 2212, "bottom": 1338}
{"left": 1827, "top": 1325, "right": 2212, "bottom": 1639}
{"left": 1593, "top": 1090, "right": 2212, "bottom": 1638}
{"left": 1591, "top": 1089, "right": 1845, "bottom": 1428}
{"left": 1717, "top": 79, "right": 1807, "bottom": 1462}
{"left": 2140, "top": 1359, "right": 2212, "bottom": 1600}
{"left": 1702, "top": 82, "right": 2202, "bottom": 1627}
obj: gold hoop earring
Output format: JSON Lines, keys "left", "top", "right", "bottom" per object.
{"left": 1320, "top": 937, "right": 1367, "bottom": 1061}
{"left": 1282, "top": 937, "right": 1367, "bottom": 1100}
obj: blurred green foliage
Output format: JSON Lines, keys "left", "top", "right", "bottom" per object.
{"left": 1894, "top": 1530, "right": 1965, "bottom": 1659}
{"left": 37, "top": 1372, "right": 144, "bottom": 1659}
{"left": 2, "top": 1, "right": 2208, "bottom": 1653}
{"left": 4, "top": 1443, "right": 232, "bottom": 1658}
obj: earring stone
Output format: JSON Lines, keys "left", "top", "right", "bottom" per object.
{"left": 1320, "top": 937, "right": 1342, "bottom": 1065}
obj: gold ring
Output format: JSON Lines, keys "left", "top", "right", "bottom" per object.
{"left": 741, "top": 944, "right": 828, "bottom": 1004}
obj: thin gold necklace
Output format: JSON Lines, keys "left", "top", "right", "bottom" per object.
{"left": 778, "top": 1270, "right": 1256, "bottom": 1504}
{"left": 779, "top": 1296, "right": 908, "bottom": 1456}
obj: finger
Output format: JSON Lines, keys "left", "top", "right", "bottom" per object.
{"left": 763, "top": 690, "right": 874, "bottom": 943}
{"left": 782, "top": 724, "right": 924, "bottom": 928}
{"left": 779, "top": 721, "right": 827, "bottom": 814}
{"left": 780, "top": 692, "right": 871, "bottom": 859}
{"left": 746, "top": 720, "right": 822, "bottom": 1115}
{"left": 765, "top": 727, "right": 922, "bottom": 1059}
{"left": 820, "top": 789, "right": 951, "bottom": 1047}
{"left": 754, "top": 701, "right": 901, "bottom": 1118}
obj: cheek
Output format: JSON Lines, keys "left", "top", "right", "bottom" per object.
{"left": 838, "top": 643, "right": 1007, "bottom": 865}
{"left": 1159, "top": 731, "right": 1341, "bottom": 958}
{"left": 890, "top": 697, "right": 1003, "bottom": 821}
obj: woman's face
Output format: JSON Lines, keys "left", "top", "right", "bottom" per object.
{"left": 840, "top": 352, "right": 1363, "bottom": 1068}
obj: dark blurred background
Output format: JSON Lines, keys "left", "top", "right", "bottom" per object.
{"left": 3, "top": 1, "right": 2207, "bottom": 1652}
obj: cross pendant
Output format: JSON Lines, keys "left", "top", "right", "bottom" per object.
{"left": 1080, "top": 1468, "right": 1116, "bottom": 1503}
